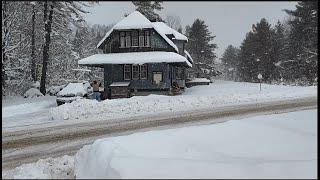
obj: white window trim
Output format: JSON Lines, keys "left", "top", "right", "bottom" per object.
{"left": 132, "top": 31, "right": 139, "bottom": 47}
{"left": 145, "top": 31, "right": 150, "bottom": 47}
{"left": 139, "top": 35, "right": 144, "bottom": 47}
{"left": 132, "top": 65, "right": 139, "bottom": 80}
{"left": 120, "top": 32, "right": 125, "bottom": 48}
{"left": 124, "top": 64, "right": 131, "bottom": 80}
{"left": 125, "top": 32, "right": 131, "bottom": 47}
{"left": 140, "top": 64, "right": 147, "bottom": 79}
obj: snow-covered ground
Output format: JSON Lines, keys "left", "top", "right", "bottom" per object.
{"left": 3, "top": 109, "right": 317, "bottom": 179}
{"left": 2, "top": 80, "right": 317, "bottom": 130}
{"left": 50, "top": 80, "right": 316, "bottom": 122}
{"left": 2, "top": 96, "right": 57, "bottom": 129}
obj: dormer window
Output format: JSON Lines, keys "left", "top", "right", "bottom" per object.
{"left": 145, "top": 31, "right": 150, "bottom": 47}
{"left": 139, "top": 31, "right": 144, "bottom": 47}
{"left": 120, "top": 32, "right": 125, "bottom": 48}
{"left": 132, "top": 31, "right": 138, "bottom": 47}
{"left": 125, "top": 32, "right": 131, "bottom": 47}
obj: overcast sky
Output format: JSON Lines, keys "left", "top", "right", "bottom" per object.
{"left": 83, "top": 1, "right": 297, "bottom": 58}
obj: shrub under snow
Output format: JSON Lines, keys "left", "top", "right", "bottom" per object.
{"left": 24, "top": 88, "right": 44, "bottom": 98}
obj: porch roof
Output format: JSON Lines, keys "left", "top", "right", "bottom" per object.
{"left": 78, "top": 51, "right": 192, "bottom": 67}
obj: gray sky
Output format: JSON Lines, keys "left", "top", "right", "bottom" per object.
{"left": 83, "top": 1, "right": 297, "bottom": 58}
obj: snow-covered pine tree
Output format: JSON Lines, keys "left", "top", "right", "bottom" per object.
{"left": 238, "top": 31, "right": 257, "bottom": 82}
{"left": 185, "top": 19, "right": 218, "bottom": 79}
{"left": 284, "top": 1, "right": 318, "bottom": 85}
{"left": 220, "top": 45, "right": 240, "bottom": 81}
{"left": 132, "top": 1, "right": 163, "bottom": 22}
{"left": 272, "top": 20, "right": 289, "bottom": 83}
{"left": 238, "top": 18, "right": 276, "bottom": 83}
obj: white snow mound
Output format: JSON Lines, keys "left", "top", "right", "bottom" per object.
{"left": 24, "top": 88, "right": 44, "bottom": 98}
{"left": 2, "top": 155, "right": 74, "bottom": 179}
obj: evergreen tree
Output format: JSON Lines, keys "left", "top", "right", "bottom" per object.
{"left": 185, "top": 19, "right": 218, "bottom": 78}
{"left": 132, "top": 1, "right": 163, "bottom": 22}
{"left": 284, "top": 1, "right": 318, "bottom": 84}
{"left": 238, "top": 18, "right": 276, "bottom": 83}
{"left": 238, "top": 32, "right": 257, "bottom": 82}
{"left": 221, "top": 45, "right": 240, "bottom": 80}
{"left": 272, "top": 20, "right": 288, "bottom": 82}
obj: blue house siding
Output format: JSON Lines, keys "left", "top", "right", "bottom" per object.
{"left": 104, "top": 63, "right": 173, "bottom": 97}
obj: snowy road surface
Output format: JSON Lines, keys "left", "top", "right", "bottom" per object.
{"left": 2, "top": 109, "right": 317, "bottom": 179}
{"left": 2, "top": 96, "right": 317, "bottom": 170}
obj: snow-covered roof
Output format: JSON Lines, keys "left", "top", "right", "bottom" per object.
{"left": 96, "top": 11, "right": 179, "bottom": 53}
{"left": 78, "top": 51, "right": 192, "bottom": 67}
{"left": 152, "top": 22, "right": 188, "bottom": 41}
{"left": 184, "top": 50, "right": 193, "bottom": 64}
{"left": 110, "top": 82, "right": 131, "bottom": 87}
{"left": 113, "top": 11, "right": 153, "bottom": 30}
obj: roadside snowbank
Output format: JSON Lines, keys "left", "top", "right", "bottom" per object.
{"left": 3, "top": 97, "right": 56, "bottom": 119}
{"left": 50, "top": 81, "right": 317, "bottom": 121}
{"left": 2, "top": 155, "right": 74, "bottom": 179}
{"left": 74, "top": 109, "right": 317, "bottom": 179}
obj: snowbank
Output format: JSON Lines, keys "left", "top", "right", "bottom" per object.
{"left": 24, "top": 88, "right": 44, "bottom": 98}
{"left": 2, "top": 155, "right": 74, "bottom": 179}
{"left": 50, "top": 81, "right": 317, "bottom": 121}
{"left": 74, "top": 109, "right": 317, "bottom": 178}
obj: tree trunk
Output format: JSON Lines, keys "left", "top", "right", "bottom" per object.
{"left": 31, "top": 4, "right": 36, "bottom": 82}
{"left": 40, "top": 1, "right": 54, "bottom": 95}
{"left": 2, "top": 1, "right": 8, "bottom": 96}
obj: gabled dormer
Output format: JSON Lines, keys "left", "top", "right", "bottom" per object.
{"left": 96, "top": 11, "right": 193, "bottom": 66}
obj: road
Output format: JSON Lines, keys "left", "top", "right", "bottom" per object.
{"left": 2, "top": 96, "right": 317, "bottom": 170}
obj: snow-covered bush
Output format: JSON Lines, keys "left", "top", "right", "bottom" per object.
{"left": 24, "top": 88, "right": 44, "bottom": 98}
{"left": 31, "top": 81, "right": 40, "bottom": 89}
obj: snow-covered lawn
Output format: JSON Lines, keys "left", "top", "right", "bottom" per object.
{"left": 3, "top": 109, "right": 317, "bottom": 179}
{"left": 50, "top": 80, "right": 316, "bottom": 122}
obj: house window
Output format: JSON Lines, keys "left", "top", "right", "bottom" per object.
{"left": 120, "top": 32, "right": 125, "bottom": 48}
{"left": 145, "top": 31, "right": 150, "bottom": 47}
{"left": 140, "top": 64, "right": 147, "bottom": 79}
{"left": 124, "top": 65, "right": 131, "bottom": 80}
{"left": 153, "top": 71, "right": 162, "bottom": 84}
{"left": 125, "top": 32, "right": 131, "bottom": 47}
{"left": 139, "top": 31, "right": 144, "bottom": 47}
{"left": 132, "top": 65, "right": 139, "bottom": 80}
{"left": 132, "top": 31, "right": 138, "bottom": 47}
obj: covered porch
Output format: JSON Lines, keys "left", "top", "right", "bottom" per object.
{"left": 78, "top": 51, "right": 192, "bottom": 99}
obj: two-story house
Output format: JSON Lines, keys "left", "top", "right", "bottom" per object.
{"left": 78, "top": 11, "right": 193, "bottom": 99}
